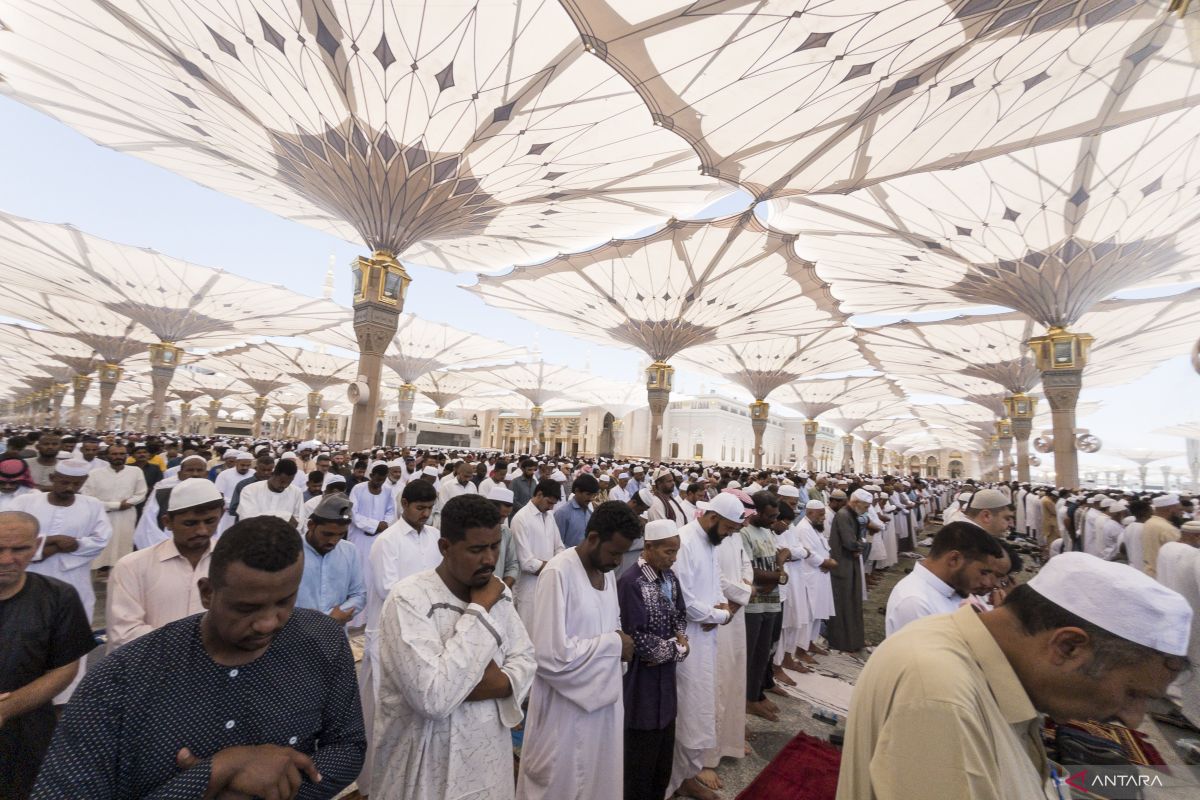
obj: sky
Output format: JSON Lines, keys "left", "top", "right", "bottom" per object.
{"left": 0, "top": 94, "right": 1197, "bottom": 482}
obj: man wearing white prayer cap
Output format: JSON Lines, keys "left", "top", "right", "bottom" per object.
{"left": 1142, "top": 494, "right": 1184, "bottom": 577}
{"left": 959, "top": 488, "right": 1016, "bottom": 537}
{"left": 840, "top": 552, "right": 1192, "bottom": 800}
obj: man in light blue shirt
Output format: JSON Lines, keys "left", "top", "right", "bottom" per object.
{"left": 297, "top": 494, "right": 366, "bottom": 626}
{"left": 553, "top": 472, "right": 599, "bottom": 547}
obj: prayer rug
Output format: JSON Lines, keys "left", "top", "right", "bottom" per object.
{"left": 778, "top": 670, "right": 855, "bottom": 718}
{"left": 735, "top": 731, "right": 841, "bottom": 800}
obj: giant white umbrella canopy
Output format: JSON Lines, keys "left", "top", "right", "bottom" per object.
{"left": 229, "top": 343, "right": 357, "bottom": 440}
{"left": 675, "top": 327, "right": 868, "bottom": 467}
{"left": 0, "top": 323, "right": 106, "bottom": 426}
{"left": 469, "top": 210, "right": 842, "bottom": 460}
{"left": 558, "top": 0, "right": 1200, "bottom": 199}
{"left": 453, "top": 361, "right": 613, "bottom": 454}
{"left": 309, "top": 315, "right": 530, "bottom": 441}
{"left": 767, "top": 96, "right": 1200, "bottom": 487}
{"left": 0, "top": 289, "right": 159, "bottom": 428}
{"left": 0, "top": 0, "right": 729, "bottom": 449}
{"left": 193, "top": 352, "right": 295, "bottom": 436}
{"left": 771, "top": 375, "right": 905, "bottom": 469}
{"left": 0, "top": 212, "right": 346, "bottom": 432}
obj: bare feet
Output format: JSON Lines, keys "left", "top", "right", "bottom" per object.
{"left": 765, "top": 685, "right": 788, "bottom": 699}
{"left": 696, "top": 768, "right": 723, "bottom": 790}
{"left": 746, "top": 700, "right": 778, "bottom": 722}
{"left": 762, "top": 695, "right": 781, "bottom": 711}
{"left": 744, "top": 742, "right": 752, "bottom": 756}
{"left": 809, "top": 643, "right": 829, "bottom": 656}
{"left": 773, "top": 665, "right": 797, "bottom": 685}
{"left": 676, "top": 777, "right": 722, "bottom": 799}
{"left": 797, "top": 651, "right": 818, "bottom": 665}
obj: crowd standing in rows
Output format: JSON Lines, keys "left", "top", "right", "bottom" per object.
{"left": 0, "top": 427, "right": 1195, "bottom": 800}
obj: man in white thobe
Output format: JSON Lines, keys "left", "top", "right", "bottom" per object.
{"left": 669, "top": 494, "right": 746, "bottom": 800}
{"left": 348, "top": 464, "right": 396, "bottom": 574}
{"left": 237, "top": 460, "right": 304, "bottom": 526}
{"left": 516, "top": 500, "right": 641, "bottom": 800}
{"left": 432, "top": 460, "right": 479, "bottom": 529}
{"left": 84, "top": 443, "right": 147, "bottom": 569}
{"left": 794, "top": 501, "right": 837, "bottom": 652}
{"left": 510, "top": 479, "right": 563, "bottom": 627}
{"left": 359, "top": 478, "right": 443, "bottom": 792}
{"left": 16, "top": 458, "right": 112, "bottom": 703}
{"left": 132, "top": 456, "right": 211, "bottom": 550}
{"left": 373, "top": 494, "right": 536, "bottom": 800}
{"left": 701, "top": 513, "right": 753, "bottom": 786}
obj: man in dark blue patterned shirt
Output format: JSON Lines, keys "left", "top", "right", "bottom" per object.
{"left": 617, "top": 519, "right": 689, "bottom": 800}
{"left": 32, "top": 516, "right": 365, "bottom": 800}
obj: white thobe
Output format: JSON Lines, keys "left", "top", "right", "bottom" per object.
{"left": 1155, "top": 543, "right": 1200, "bottom": 727}
{"left": 510, "top": 502, "right": 563, "bottom": 627}
{"left": 1121, "top": 521, "right": 1146, "bottom": 572}
{"left": 433, "top": 478, "right": 478, "bottom": 528}
{"left": 608, "top": 485, "right": 631, "bottom": 504}
{"left": 795, "top": 518, "right": 836, "bottom": 622}
{"left": 237, "top": 481, "right": 304, "bottom": 524}
{"left": 17, "top": 492, "right": 112, "bottom": 622}
{"left": 348, "top": 482, "right": 397, "bottom": 575}
{"left": 885, "top": 562, "right": 962, "bottom": 636}
{"left": 1025, "top": 492, "right": 1043, "bottom": 541}
{"left": 359, "top": 518, "right": 444, "bottom": 791}
{"left": 704, "top": 532, "right": 752, "bottom": 768}
{"left": 214, "top": 466, "right": 252, "bottom": 502}
{"left": 106, "top": 538, "right": 210, "bottom": 651}
{"left": 670, "top": 520, "right": 732, "bottom": 793}
{"left": 477, "top": 477, "right": 504, "bottom": 500}
{"left": 1096, "top": 517, "right": 1124, "bottom": 560}
{"left": 133, "top": 477, "right": 177, "bottom": 550}
{"left": 1015, "top": 489, "right": 1027, "bottom": 533}
{"left": 83, "top": 464, "right": 148, "bottom": 569}
{"left": 779, "top": 521, "right": 825, "bottom": 656}
{"left": 0, "top": 485, "right": 37, "bottom": 510}
{"left": 516, "top": 548, "right": 623, "bottom": 800}
{"left": 372, "top": 570, "right": 536, "bottom": 800}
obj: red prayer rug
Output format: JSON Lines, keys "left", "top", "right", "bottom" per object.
{"left": 735, "top": 732, "right": 842, "bottom": 800}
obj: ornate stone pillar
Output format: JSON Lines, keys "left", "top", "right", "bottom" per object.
{"left": 1028, "top": 328, "right": 1092, "bottom": 489}
{"left": 179, "top": 402, "right": 193, "bottom": 434}
{"left": 749, "top": 401, "right": 769, "bottom": 469}
{"left": 529, "top": 406, "right": 545, "bottom": 454}
{"left": 147, "top": 342, "right": 182, "bottom": 433}
{"left": 305, "top": 392, "right": 322, "bottom": 441}
{"left": 69, "top": 375, "right": 91, "bottom": 427}
{"left": 646, "top": 361, "right": 673, "bottom": 462}
{"left": 348, "top": 251, "right": 409, "bottom": 451}
{"left": 252, "top": 396, "right": 270, "bottom": 437}
{"left": 1004, "top": 393, "right": 1037, "bottom": 483}
{"left": 876, "top": 447, "right": 885, "bottom": 475}
{"left": 50, "top": 383, "right": 68, "bottom": 426}
{"left": 396, "top": 383, "right": 417, "bottom": 447}
{"left": 206, "top": 400, "right": 222, "bottom": 435}
{"left": 840, "top": 434, "right": 855, "bottom": 472}
{"left": 279, "top": 410, "right": 292, "bottom": 438}
{"left": 1161, "top": 466, "right": 1172, "bottom": 491}
{"left": 95, "top": 363, "right": 123, "bottom": 430}
{"left": 861, "top": 440, "right": 872, "bottom": 474}
{"left": 995, "top": 418, "right": 1014, "bottom": 483}
{"left": 803, "top": 420, "right": 819, "bottom": 471}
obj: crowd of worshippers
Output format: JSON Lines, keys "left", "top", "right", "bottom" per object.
{"left": 0, "top": 426, "right": 1196, "bottom": 800}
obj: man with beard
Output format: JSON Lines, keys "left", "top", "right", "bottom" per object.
{"left": 826, "top": 488, "right": 868, "bottom": 653}
{"left": 296, "top": 495, "right": 364, "bottom": 627}
{"left": 106, "top": 479, "right": 224, "bottom": 650}
{"left": 32, "top": 517, "right": 366, "bottom": 799}
{"left": 84, "top": 442, "right": 148, "bottom": 570}
{"left": 885, "top": 521, "right": 1005, "bottom": 636}
{"left": 372, "top": 494, "right": 535, "bottom": 799}
{"left": 237, "top": 459, "right": 304, "bottom": 527}
{"left": 516, "top": 502, "right": 639, "bottom": 800}
{"left": 24, "top": 432, "right": 61, "bottom": 492}
{"left": 15, "top": 461, "right": 111, "bottom": 632}
{"left": 668, "top": 493, "right": 746, "bottom": 800}
{"left": 0, "top": 457, "right": 38, "bottom": 511}
{"left": 1143, "top": 494, "right": 1184, "bottom": 577}
{"left": 792, "top": 500, "right": 836, "bottom": 662}
{"left": 133, "top": 455, "right": 211, "bottom": 549}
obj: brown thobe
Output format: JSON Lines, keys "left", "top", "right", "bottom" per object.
{"left": 826, "top": 506, "right": 865, "bottom": 652}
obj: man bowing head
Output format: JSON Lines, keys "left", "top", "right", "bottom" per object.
{"left": 517, "top": 501, "right": 641, "bottom": 800}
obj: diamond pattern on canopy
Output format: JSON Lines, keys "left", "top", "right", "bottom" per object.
{"left": 772, "top": 376, "right": 905, "bottom": 420}
{"left": 231, "top": 343, "right": 356, "bottom": 394}
{"left": 0, "top": 212, "right": 345, "bottom": 345}
{"left": 415, "top": 370, "right": 498, "bottom": 413}
{"left": 0, "top": 323, "right": 102, "bottom": 378}
{"left": 453, "top": 361, "right": 612, "bottom": 409}
{"left": 0, "top": 0, "right": 724, "bottom": 270}
{"left": 309, "top": 316, "right": 529, "bottom": 385}
{"left": 469, "top": 211, "right": 841, "bottom": 361}
{"left": 675, "top": 326, "right": 867, "bottom": 401}
{"left": 559, "top": 0, "right": 1200, "bottom": 199}
{"left": 767, "top": 104, "right": 1200, "bottom": 326}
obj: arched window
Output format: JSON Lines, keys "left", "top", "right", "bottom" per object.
{"left": 694, "top": 443, "right": 704, "bottom": 459}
